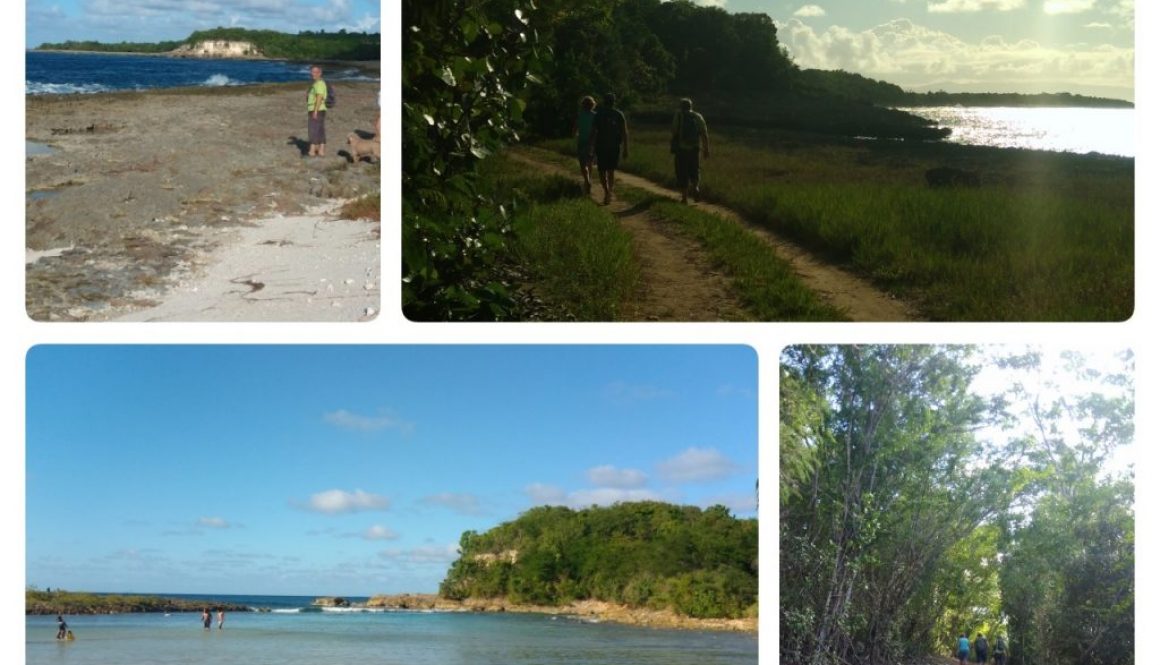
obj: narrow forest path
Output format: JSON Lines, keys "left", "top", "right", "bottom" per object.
{"left": 513, "top": 147, "right": 919, "bottom": 322}
{"left": 508, "top": 149, "right": 749, "bottom": 321}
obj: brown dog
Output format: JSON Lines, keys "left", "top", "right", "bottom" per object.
{"left": 346, "top": 133, "right": 380, "bottom": 163}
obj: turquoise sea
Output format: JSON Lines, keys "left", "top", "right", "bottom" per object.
{"left": 26, "top": 598, "right": 757, "bottom": 665}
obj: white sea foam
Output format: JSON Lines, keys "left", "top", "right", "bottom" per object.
{"left": 319, "top": 606, "right": 387, "bottom": 613}
{"left": 202, "top": 74, "right": 239, "bottom": 87}
{"left": 26, "top": 81, "right": 112, "bottom": 95}
{"left": 268, "top": 608, "right": 301, "bottom": 614}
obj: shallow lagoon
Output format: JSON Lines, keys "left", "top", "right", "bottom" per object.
{"left": 26, "top": 611, "right": 758, "bottom": 665}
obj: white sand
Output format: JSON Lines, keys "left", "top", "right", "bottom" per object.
{"left": 114, "top": 201, "right": 380, "bottom": 322}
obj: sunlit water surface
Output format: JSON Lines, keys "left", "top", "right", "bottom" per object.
{"left": 897, "top": 106, "right": 1134, "bottom": 157}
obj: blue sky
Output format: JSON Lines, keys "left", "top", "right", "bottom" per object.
{"left": 709, "top": 0, "right": 1134, "bottom": 99}
{"left": 26, "top": 345, "right": 758, "bottom": 597}
{"left": 26, "top": 0, "right": 381, "bottom": 48}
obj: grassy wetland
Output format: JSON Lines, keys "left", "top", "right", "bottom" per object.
{"left": 543, "top": 125, "right": 1133, "bottom": 321}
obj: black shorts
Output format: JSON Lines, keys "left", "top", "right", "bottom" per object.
{"left": 595, "top": 147, "right": 621, "bottom": 172}
{"left": 675, "top": 149, "right": 700, "bottom": 188}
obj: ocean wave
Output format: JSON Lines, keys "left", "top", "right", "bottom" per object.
{"left": 267, "top": 608, "right": 302, "bottom": 614}
{"left": 201, "top": 74, "right": 241, "bottom": 87}
{"left": 26, "top": 81, "right": 113, "bottom": 95}
{"left": 320, "top": 606, "right": 387, "bottom": 613}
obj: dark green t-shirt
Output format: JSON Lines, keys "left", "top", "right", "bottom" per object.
{"left": 592, "top": 107, "right": 626, "bottom": 153}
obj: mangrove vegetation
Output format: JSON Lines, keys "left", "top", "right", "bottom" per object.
{"left": 780, "top": 346, "right": 1133, "bottom": 665}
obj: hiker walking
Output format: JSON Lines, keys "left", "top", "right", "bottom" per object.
{"left": 992, "top": 635, "right": 1007, "bottom": 665}
{"left": 974, "top": 633, "right": 989, "bottom": 664}
{"left": 956, "top": 633, "right": 970, "bottom": 665}
{"left": 573, "top": 95, "right": 597, "bottom": 194}
{"left": 670, "top": 97, "right": 710, "bottom": 204}
{"left": 589, "top": 92, "right": 629, "bottom": 205}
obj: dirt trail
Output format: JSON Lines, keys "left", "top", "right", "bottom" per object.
{"left": 516, "top": 147, "right": 918, "bottom": 322}
{"left": 509, "top": 150, "right": 748, "bottom": 321}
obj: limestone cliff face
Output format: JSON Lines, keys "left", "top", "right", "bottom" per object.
{"left": 173, "top": 40, "right": 262, "bottom": 58}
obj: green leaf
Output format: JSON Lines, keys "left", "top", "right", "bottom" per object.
{"left": 439, "top": 66, "right": 456, "bottom": 87}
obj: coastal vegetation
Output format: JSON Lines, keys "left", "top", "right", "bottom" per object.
{"left": 544, "top": 126, "right": 1132, "bottom": 321}
{"left": 797, "top": 69, "right": 1132, "bottom": 108}
{"left": 25, "top": 589, "right": 250, "bottom": 615}
{"left": 780, "top": 346, "right": 1134, "bottom": 665}
{"left": 37, "top": 28, "right": 380, "bottom": 61}
{"left": 403, "top": 0, "right": 1133, "bottom": 321}
{"left": 439, "top": 502, "right": 757, "bottom": 620}
{"left": 340, "top": 191, "right": 381, "bottom": 222}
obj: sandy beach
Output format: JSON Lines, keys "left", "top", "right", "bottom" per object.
{"left": 26, "top": 80, "right": 380, "bottom": 321}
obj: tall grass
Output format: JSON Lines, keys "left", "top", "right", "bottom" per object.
{"left": 479, "top": 157, "right": 639, "bottom": 320}
{"left": 544, "top": 126, "right": 1133, "bottom": 320}
{"left": 617, "top": 190, "right": 847, "bottom": 321}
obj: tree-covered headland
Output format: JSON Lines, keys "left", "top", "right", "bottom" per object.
{"left": 37, "top": 28, "right": 380, "bottom": 61}
{"left": 439, "top": 502, "right": 758, "bottom": 620}
{"left": 780, "top": 346, "right": 1133, "bottom": 665}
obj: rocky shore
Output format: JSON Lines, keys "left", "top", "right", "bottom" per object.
{"left": 363, "top": 594, "right": 758, "bottom": 633}
{"left": 26, "top": 591, "right": 250, "bottom": 615}
{"left": 26, "top": 81, "right": 381, "bottom": 321}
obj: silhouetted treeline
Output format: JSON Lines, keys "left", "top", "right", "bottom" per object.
{"left": 797, "top": 69, "right": 1133, "bottom": 108}
{"left": 36, "top": 39, "right": 181, "bottom": 53}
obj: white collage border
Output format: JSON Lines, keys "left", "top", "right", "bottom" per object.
{"left": 5, "top": 2, "right": 1154, "bottom": 663}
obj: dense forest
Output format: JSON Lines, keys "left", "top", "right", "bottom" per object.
{"left": 780, "top": 346, "right": 1133, "bottom": 665}
{"left": 439, "top": 502, "right": 757, "bottom": 619}
{"left": 37, "top": 28, "right": 380, "bottom": 61}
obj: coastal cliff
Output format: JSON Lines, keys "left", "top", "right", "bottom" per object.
{"left": 172, "top": 40, "right": 262, "bottom": 58}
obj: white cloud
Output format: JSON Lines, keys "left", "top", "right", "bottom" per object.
{"left": 379, "top": 544, "right": 459, "bottom": 565}
{"left": 361, "top": 525, "right": 400, "bottom": 541}
{"left": 586, "top": 465, "right": 648, "bottom": 489}
{"left": 657, "top": 447, "right": 740, "bottom": 483}
{"left": 780, "top": 17, "right": 1133, "bottom": 98}
{"left": 525, "top": 483, "right": 567, "bottom": 504}
{"left": 323, "top": 409, "right": 412, "bottom": 433}
{"left": 525, "top": 482, "right": 662, "bottom": 508}
{"left": 1043, "top": 0, "right": 1095, "bottom": 14}
{"left": 420, "top": 493, "right": 485, "bottom": 516}
{"left": 928, "top": 0, "right": 1024, "bottom": 12}
{"left": 1107, "top": 0, "right": 1133, "bottom": 28}
{"left": 196, "top": 517, "right": 232, "bottom": 529}
{"left": 795, "top": 4, "right": 827, "bottom": 17}
{"left": 567, "top": 488, "right": 664, "bottom": 507}
{"left": 301, "top": 489, "right": 391, "bottom": 514}
{"left": 1083, "top": 21, "right": 1112, "bottom": 28}
{"left": 693, "top": 0, "right": 727, "bottom": 6}
{"left": 703, "top": 493, "right": 758, "bottom": 514}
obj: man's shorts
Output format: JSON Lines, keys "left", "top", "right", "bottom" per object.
{"left": 595, "top": 147, "right": 621, "bottom": 172}
{"left": 675, "top": 149, "right": 701, "bottom": 188}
